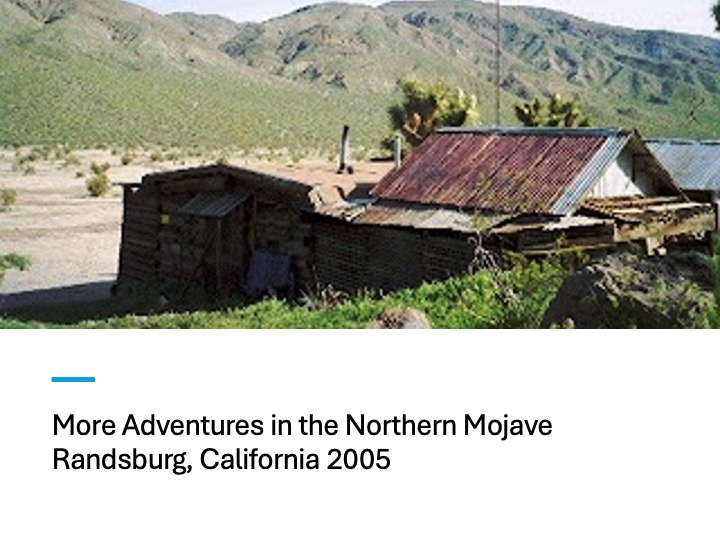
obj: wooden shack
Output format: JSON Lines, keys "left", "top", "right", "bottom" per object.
{"left": 118, "top": 165, "right": 315, "bottom": 298}
{"left": 308, "top": 128, "right": 716, "bottom": 293}
{"left": 117, "top": 129, "right": 716, "bottom": 300}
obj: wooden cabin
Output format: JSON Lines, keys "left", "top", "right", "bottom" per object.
{"left": 117, "top": 129, "right": 715, "bottom": 299}
{"left": 118, "top": 165, "right": 315, "bottom": 298}
{"left": 310, "top": 128, "right": 715, "bottom": 292}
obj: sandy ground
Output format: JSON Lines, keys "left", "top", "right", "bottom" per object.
{"left": 0, "top": 148, "right": 390, "bottom": 311}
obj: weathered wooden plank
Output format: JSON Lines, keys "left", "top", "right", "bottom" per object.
{"left": 120, "top": 244, "right": 155, "bottom": 260}
{"left": 122, "top": 224, "right": 158, "bottom": 239}
{"left": 125, "top": 207, "right": 159, "bottom": 219}
{"left": 119, "top": 258, "right": 155, "bottom": 275}
{"left": 123, "top": 236, "right": 157, "bottom": 250}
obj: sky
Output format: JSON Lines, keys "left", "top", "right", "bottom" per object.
{"left": 130, "top": 0, "right": 718, "bottom": 38}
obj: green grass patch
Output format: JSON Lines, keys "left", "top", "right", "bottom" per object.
{"left": 1, "top": 258, "right": 569, "bottom": 329}
{"left": 0, "top": 253, "right": 30, "bottom": 284}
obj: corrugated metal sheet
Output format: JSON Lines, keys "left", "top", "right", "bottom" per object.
{"left": 318, "top": 200, "right": 512, "bottom": 233}
{"left": 178, "top": 191, "right": 249, "bottom": 218}
{"left": 355, "top": 204, "right": 484, "bottom": 233}
{"left": 551, "top": 134, "right": 630, "bottom": 214}
{"left": 647, "top": 139, "right": 720, "bottom": 191}
{"left": 371, "top": 128, "right": 633, "bottom": 215}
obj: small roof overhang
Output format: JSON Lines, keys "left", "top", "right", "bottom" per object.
{"left": 178, "top": 191, "right": 250, "bottom": 218}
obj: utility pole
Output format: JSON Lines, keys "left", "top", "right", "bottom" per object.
{"left": 495, "top": 0, "right": 501, "bottom": 126}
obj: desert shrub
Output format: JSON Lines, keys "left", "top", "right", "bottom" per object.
{"left": 14, "top": 147, "right": 49, "bottom": 167}
{"left": 1, "top": 188, "right": 17, "bottom": 209}
{"left": 86, "top": 162, "right": 112, "bottom": 197}
{"left": 120, "top": 153, "right": 134, "bottom": 166}
{"left": 0, "top": 253, "right": 30, "bottom": 284}
{"left": 62, "top": 154, "right": 81, "bottom": 167}
{"left": 86, "top": 173, "right": 111, "bottom": 197}
{"left": 90, "top": 162, "right": 111, "bottom": 175}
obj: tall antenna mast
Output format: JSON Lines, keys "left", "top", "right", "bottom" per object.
{"left": 494, "top": 0, "right": 501, "bottom": 126}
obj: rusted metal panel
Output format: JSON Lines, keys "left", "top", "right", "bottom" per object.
{"left": 372, "top": 128, "right": 636, "bottom": 215}
{"left": 647, "top": 139, "right": 720, "bottom": 192}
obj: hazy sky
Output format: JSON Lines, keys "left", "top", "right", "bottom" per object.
{"left": 130, "top": 1, "right": 718, "bottom": 38}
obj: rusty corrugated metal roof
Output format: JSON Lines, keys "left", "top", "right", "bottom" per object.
{"left": 178, "top": 191, "right": 249, "bottom": 218}
{"left": 647, "top": 139, "right": 720, "bottom": 191}
{"left": 371, "top": 128, "right": 637, "bottom": 215}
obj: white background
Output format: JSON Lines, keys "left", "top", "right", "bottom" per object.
{"left": 2, "top": 331, "right": 718, "bottom": 539}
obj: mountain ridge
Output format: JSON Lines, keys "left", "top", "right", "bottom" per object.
{"left": 0, "top": 0, "right": 718, "bottom": 148}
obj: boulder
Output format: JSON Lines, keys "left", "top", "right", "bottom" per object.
{"left": 542, "top": 252, "right": 716, "bottom": 329}
{"left": 366, "top": 308, "right": 432, "bottom": 329}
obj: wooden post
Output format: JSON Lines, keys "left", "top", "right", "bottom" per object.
{"left": 394, "top": 132, "right": 403, "bottom": 170}
{"left": 338, "top": 125, "right": 350, "bottom": 174}
{"left": 241, "top": 196, "right": 257, "bottom": 286}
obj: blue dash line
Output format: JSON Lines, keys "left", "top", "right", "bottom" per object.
{"left": 51, "top": 377, "right": 96, "bottom": 383}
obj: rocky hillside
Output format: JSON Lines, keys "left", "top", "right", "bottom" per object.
{"left": 216, "top": 1, "right": 720, "bottom": 133}
{"left": 1, "top": 0, "right": 719, "bottom": 148}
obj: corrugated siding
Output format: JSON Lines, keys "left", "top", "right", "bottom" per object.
{"left": 552, "top": 135, "right": 630, "bottom": 214}
{"left": 647, "top": 139, "right": 720, "bottom": 191}
{"left": 372, "top": 130, "right": 616, "bottom": 214}
{"left": 353, "top": 204, "right": 478, "bottom": 233}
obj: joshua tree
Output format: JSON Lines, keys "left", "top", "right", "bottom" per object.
{"left": 515, "top": 93, "right": 591, "bottom": 128}
{"left": 383, "top": 78, "right": 479, "bottom": 150}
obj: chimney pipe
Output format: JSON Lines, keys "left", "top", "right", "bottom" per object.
{"left": 394, "top": 132, "right": 403, "bottom": 170}
{"left": 338, "top": 125, "right": 350, "bottom": 174}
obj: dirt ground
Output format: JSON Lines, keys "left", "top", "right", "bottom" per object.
{"left": 0, "top": 148, "right": 391, "bottom": 311}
